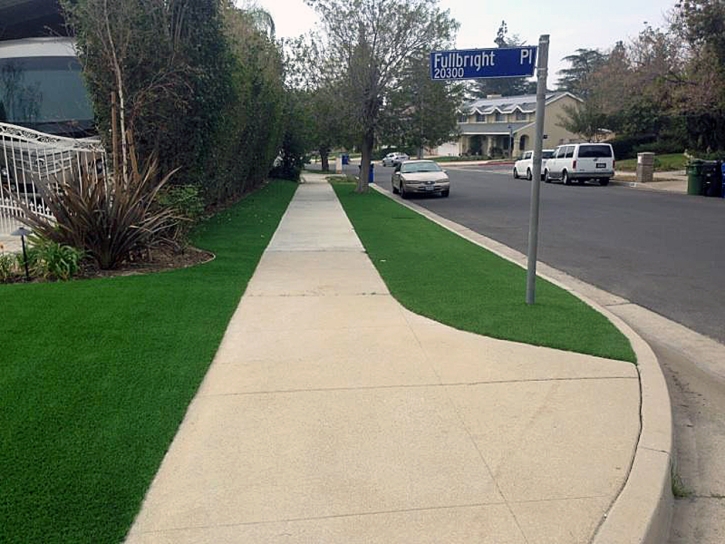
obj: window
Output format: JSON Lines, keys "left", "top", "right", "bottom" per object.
{"left": 475, "top": 113, "right": 486, "bottom": 122}
{"left": 0, "top": 56, "right": 93, "bottom": 133}
{"left": 495, "top": 112, "right": 505, "bottom": 122}
{"left": 578, "top": 144, "right": 613, "bottom": 158}
{"left": 458, "top": 114, "right": 469, "bottom": 123}
{"left": 565, "top": 146, "right": 575, "bottom": 158}
{"left": 515, "top": 110, "right": 527, "bottom": 121}
{"left": 400, "top": 161, "right": 442, "bottom": 173}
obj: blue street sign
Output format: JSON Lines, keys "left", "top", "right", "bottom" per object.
{"left": 430, "top": 47, "right": 538, "bottom": 80}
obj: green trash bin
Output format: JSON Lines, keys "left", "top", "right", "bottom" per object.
{"left": 687, "top": 160, "right": 705, "bottom": 195}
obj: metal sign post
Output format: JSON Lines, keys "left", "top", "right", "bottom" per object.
{"left": 430, "top": 37, "right": 548, "bottom": 304}
{"left": 526, "top": 35, "right": 550, "bottom": 305}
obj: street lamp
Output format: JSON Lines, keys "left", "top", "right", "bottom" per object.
{"left": 11, "top": 225, "right": 31, "bottom": 281}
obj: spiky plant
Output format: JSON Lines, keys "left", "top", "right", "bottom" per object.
{"left": 19, "top": 145, "right": 178, "bottom": 270}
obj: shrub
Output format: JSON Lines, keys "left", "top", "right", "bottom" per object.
{"left": 0, "top": 251, "right": 17, "bottom": 282}
{"left": 609, "top": 135, "right": 656, "bottom": 159}
{"left": 22, "top": 237, "right": 85, "bottom": 281}
{"left": 633, "top": 140, "right": 684, "bottom": 155}
{"left": 155, "top": 184, "right": 206, "bottom": 247}
{"left": 19, "top": 150, "right": 177, "bottom": 270}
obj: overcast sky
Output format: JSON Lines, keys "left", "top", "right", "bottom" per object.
{"left": 245, "top": 0, "right": 675, "bottom": 88}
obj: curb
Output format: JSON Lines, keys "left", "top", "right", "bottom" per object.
{"left": 368, "top": 182, "right": 674, "bottom": 544}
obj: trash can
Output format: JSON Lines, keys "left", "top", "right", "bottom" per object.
{"left": 702, "top": 160, "right": 722, "bottom": 197}
{"left": 687, "top": 160, "right": 705, "bottom": 195}
{"left": 341, "top": 153, "right": 349, "bottom": 165}
{"left": 358, "top": 163, "right": 374, "bottom": 183}
{"left": 721, "top": 162, "right": 725, "bottom": 199}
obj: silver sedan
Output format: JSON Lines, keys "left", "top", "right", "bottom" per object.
{"left": 391, "top": 160, "right": 450, "bottom": 198}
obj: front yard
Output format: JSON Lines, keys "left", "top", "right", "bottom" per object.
{"left": 0, "top": 180, "right": 297, "bottom": 543}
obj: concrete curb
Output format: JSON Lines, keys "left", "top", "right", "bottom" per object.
{"left": 366, "top": 182, "right": 674, "bottom": 544}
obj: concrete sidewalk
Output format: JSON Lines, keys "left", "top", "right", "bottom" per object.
{"left": 126, "top": 176, "right": 643, "bottom": 544}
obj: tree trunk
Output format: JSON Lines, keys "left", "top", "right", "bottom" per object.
{"left": 320, "top": 148, "right": 329, "bottom": 172}
{"left": 357, "top": 129, "right": 374, "bottom": 193}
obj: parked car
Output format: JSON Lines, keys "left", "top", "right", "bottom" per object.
{"left": 381, "top": 152, "right": 409, "bottom": 167}
{"left": 391, "top": 159, "right": 450, "bottom": 198}
{"left": 513, "top": 149, "right": 555, "bottom": 180}
{"left": 544, "top": 143, "right": 615, "bottom": 186}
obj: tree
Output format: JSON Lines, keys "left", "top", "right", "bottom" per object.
{"left": 672, "top": 0, "right": 725, "bottom": 150}
{"left": 283, "top": 35, "right": 353, "bottom": 171}
{"left": 557, "top": 101, "right": 606, "bottom": 142}
{"left": 470, "top": 21, "right": 536, "bottom": 98}
{"left": 304, "top": 0, "right": 458, "bottom": 192}
{"left": 207, "top": 3, "right": 286, "bottom": 201}
{"left": 555, "top": 48, "right": 607, "bottom": 99}
{"left": 61, "top": 0, "right": 230, "bottom": 185}
{"left": 379, "top": 53, "right": 463, "bottom": 157}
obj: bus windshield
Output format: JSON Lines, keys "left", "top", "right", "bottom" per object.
{"left": 0, "top": 56, "right": 94, "bottom": 136}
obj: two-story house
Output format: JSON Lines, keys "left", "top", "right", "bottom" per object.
{"left": 438, "top": 92, "right": 584, "bottom": 158}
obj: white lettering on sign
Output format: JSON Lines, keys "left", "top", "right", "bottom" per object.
{"left": 520, "top": 49, "right": 532, "bottom": 64}
{"left": 432, "top": 51, "right": 497, "bottom": 72}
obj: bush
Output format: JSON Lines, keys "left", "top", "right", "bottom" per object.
{"left": 19, "top": 150, "right": 177, "bottom": 270}
{"left": 23, "top": 237, "right": 85, "bottom": 281}
{"left": 0, "top": 251, "right": 17, "bottom": 282}
{"left": 633, "top": 140, "right": 684, "bottom": 155}
{"left": 609, "top": 135, "right": 656, "bottom": 159}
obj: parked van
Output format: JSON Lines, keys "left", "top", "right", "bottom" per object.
{"left": 513, "top": 149, "right": 555, "bottom": 180}
{"left": 544, "top": 143, "right": 615, "bottom": 186}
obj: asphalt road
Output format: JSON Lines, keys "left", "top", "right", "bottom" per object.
{"left": 368, "top": 163, "right": 725, "bottom": 344}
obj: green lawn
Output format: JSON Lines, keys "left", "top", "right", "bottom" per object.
{"left": 617, "top": 152, "right": 686, "bottom": 172}
{"left": 333, "top": 182, "right": 635, "bottom": 363}
{"left": 0, "top": 180, "right": 297, "bottom": 543}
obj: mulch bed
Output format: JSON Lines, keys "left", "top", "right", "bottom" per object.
{"left": 1, "top": 246, "right": 215, "bottom": 284}
{"left": 82, "top": 246, "right": 215, "bottom": 279}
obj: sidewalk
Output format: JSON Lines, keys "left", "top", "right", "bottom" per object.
{"left": 126, "top": 175, "right": 642, "bottom": 543}
{"left": 0, "top": 213, "right": 23, "bottom": 253}
{"left": 612, "top": 170, "right": 688, "bottom": 194}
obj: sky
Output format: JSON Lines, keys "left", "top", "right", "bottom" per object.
{"left": 245, "top": 0, "right": 676, "bottom": 88}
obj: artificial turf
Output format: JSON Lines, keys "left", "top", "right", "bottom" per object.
{"left": 0, "top": 180, "right": 297, "bottom": 543}
{"left": 333, "top": 182, "right": 636, "bottom": 363}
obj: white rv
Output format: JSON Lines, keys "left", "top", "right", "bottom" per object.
{"left": 0, "top": 37, "right": 94, "bottom": 137}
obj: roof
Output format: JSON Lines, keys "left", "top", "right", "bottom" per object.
{"left": 460, "top": 121, "right": 532, "bottom": 136}
{"left": 0, "top": 0, "right": 68, "bottom": 41}
{"left": 462, "top": 91, "right": 581, "bottom": 115}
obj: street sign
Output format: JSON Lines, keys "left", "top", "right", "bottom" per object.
{"left": 430, "top": 47, "right": 537, "bottom": 81}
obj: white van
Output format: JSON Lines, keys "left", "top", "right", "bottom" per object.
{"left": 544, "top": 143, "right": 615, "bottom": 186}
{"left": 513, "top": 149, "right": 555, "bottom": 180}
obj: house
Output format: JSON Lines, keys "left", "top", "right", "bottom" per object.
{"left": 435, "top": 92, "right": 584, "bottom": 158}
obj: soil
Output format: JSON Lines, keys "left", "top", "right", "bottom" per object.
{"left": 80, "top": 246, "right": 215, "bottom": 279}
{"left": 1, "top": 246, "right": 215, "bottom": 284}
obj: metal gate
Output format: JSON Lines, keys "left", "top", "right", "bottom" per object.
{"left": 0, "top": 122, "right": 107, "bottom": 220}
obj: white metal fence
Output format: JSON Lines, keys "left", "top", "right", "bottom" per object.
{"left": 0, "top": 122, "right": 108, "bottom": 220}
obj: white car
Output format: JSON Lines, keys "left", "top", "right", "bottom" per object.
{"left": 381, "top": 152, "right": 409, "bottom": 167}
{"left": 513, "top": 149, "right": 554, "bottom": 180}
{"left": 544, "top": 143, "right": 615, "bottom": 186}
